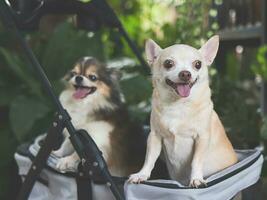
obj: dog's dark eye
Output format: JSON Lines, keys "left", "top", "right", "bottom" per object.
{"left": 194, "top": 60, "right": 202, "bottom": 70}
{"left": 163, "top": 59, "right": 174, "bottom": 69}
{"left": 88, "top": 74, "right": 97, "bottom": 81}
{"left": 69, "top": 71, "right": 77, "bottom": 77}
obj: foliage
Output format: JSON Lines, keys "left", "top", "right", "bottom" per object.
{"left": 261, "top": 117, "right": 267, "bottom": 140}
{"left": 252, "top": 45, "right": 267, "bottom": 81}
{"left": 107, "top": 0, "right": 214, "bottom": 58}
{"left": 211, "top": 48, "right": 261, "bottom": 148}
{"left": 212, "top": 76, "right": 261, "bottom": 148}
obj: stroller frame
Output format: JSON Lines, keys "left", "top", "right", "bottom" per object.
{"left": 0, "top": 0, "right": 149, "bottom": 199}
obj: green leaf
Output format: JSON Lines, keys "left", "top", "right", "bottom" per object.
{"left": 252, "top": 45, "right": 267, "bottom": 80}
{"left": 0, "top": 169, "right": 11, "bottom": 199}
{"left": 120, "top": 75, "right": 152, "bottom": 104}
{"left": 0, "top": 48, "right": 43, "bottom": 97}
{"left": 0, "top": 127, "right": 17, "bottom": 199}
{"left": 261, "top": 117, "right": 267, "bottom": 140}
{"left": 0, "top": 86, "right": 18, "bottom": 106}
{"left": 41, "top": 22, "right": 104, "bottom": 81}
{"left": 0, "top": 128, "right": 17, "bottom": 168}
{"left": 9, "top": 95, "right": 51, "bottom": 141}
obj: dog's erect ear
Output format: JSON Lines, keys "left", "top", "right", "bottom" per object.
{"left": 145, "top": 39, "right": 162, "bottom": 66}
{"left": 199, "top": 35, "right": 219, "bottom": 66}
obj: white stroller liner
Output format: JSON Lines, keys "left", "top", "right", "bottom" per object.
{"left": 15, "top": 134, "right": 118, "bottom": 200}
{"left": 125, "top": 149, "right": 263, "bottom": 200}
{"left": 15, "top": 135, "right": 263, "bottom": 200}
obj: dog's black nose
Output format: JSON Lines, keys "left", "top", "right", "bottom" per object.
{"left": 75, "top": 76, "right": 83, "bottom": 84}
{"left": 179, "top": 70, "right": 191, "bottom": 81}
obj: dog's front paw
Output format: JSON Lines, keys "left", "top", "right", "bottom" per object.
{"left": 189, "top": 178, "right": 207, "bottom": 188}
{"left": 128, "top": 173, "right": 150, "bottom": 184}
{"left": 56, "top": 157, "right": 77, "bottom": 172}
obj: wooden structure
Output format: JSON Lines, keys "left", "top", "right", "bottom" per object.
{"left": 212, "top": 0, "right": 267, "bottom": 115}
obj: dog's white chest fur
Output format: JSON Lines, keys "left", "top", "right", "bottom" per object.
{"left": 163, "top": 135, "right": 194, "bottom": 182}
{"left": 59, "top": 90, "right": 113, "bottom": 159}
{"left": 160, "top": 102, "right": 198, "bottom": 138}
{"left": 60, "top": 90, "right": 90, "bottom": 127}
{"left": 83, "top": 121, "right": 113, "bottom": 158}
{"left": 159, "top": 102, "right": 196, "bottom": 181}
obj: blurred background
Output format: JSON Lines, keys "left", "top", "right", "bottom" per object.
{"left": 0, "top": 0, "right": 267, "bottom": 199}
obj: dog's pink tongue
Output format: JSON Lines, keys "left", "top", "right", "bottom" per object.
{"left": 176, "top": 84, "right": 191, "bottom": 97}
{"left": 73, "top": 88, "right": 89, "bottom": 99}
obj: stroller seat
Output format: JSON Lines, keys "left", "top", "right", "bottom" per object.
{"left": 15, "top": 134, "right": 263, "bottom": 200}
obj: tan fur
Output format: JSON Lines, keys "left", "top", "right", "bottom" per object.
{"left": 97, "top": 82, "right": 111, "bottom": 97}
{"left": 73, "top": 64, "right": 81, "bottom": 74}
{"left": 85, "top": 65, "right": 97, "bottom": 75}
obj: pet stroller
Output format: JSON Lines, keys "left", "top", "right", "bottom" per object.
{"left": 0, "top": 0, "right": 264, "bottom": 200}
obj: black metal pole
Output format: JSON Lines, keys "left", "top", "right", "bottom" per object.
{"left": 117, "top": 25, "right": 150, "bottom": 74}
{"left": 76, "top": 130, "right": 124, "bottom": 200}
{"left": 17, "top": 115, "right": 64, "bottom": 200}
